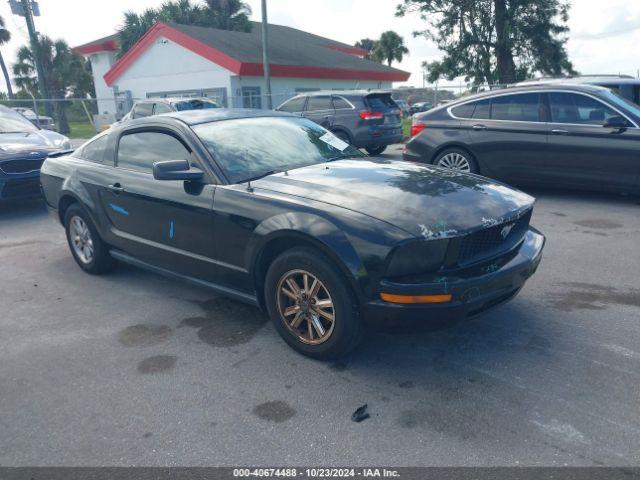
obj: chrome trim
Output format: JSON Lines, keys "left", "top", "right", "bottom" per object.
{"left": 447, "top": 89, "right": 639, "bottom": 128}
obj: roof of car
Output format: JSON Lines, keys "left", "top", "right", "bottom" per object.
{"left": 449, "top": 83, "right": 610, "bottom": 104}
{"left": 130, "top": 108, "right": 297, "bottom": 126}
{"left": 137, "top": 97, "right": 218, "bottom": 105}
{"left": 294, "top": 90, "right": 393, "bottom": 98}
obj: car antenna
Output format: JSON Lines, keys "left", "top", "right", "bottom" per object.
{"left": 246, "top": 180, "right": 254, "bottom": 192}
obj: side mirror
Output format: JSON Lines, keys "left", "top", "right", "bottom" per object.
{"left": 603, "top": 115, "right": 628, "bottom": 131}
{"left": 153, "top": 160, "right": 204, "bottom": 181}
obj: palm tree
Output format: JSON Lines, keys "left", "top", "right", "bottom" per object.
{"left": 118, "top": 0, "right": 252, "bottom": 57}
{"left": 0, "top": 15, "right": 14, "bottom": 99}
{"left": 373, "top": 31, "right": 409, "bottom": 66}
{"left": 354, "top": 38, "right": 379, "bottom": 61}
{"left": 13, "top": 36, "right": 94, "bottom": 134}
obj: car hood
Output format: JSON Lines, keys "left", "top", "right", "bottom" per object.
{"left": 0, "top": 130, "right": 69, "bottom": 156}
{"left": 254, "top": 159, "right": 535, "bottom": 238}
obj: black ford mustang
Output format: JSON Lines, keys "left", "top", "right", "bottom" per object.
{"left": 40, "top": 109, "right": 545, "bottom": 359}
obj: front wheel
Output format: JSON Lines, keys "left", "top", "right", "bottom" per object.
{"left": 433, "top": 148, "right": 478, "bottom": 174}
{"left": 264, "top": 247, "right": 363, "bottom": 359}
{"left": 365, "top": 145, "right": 387, "bottom": 156}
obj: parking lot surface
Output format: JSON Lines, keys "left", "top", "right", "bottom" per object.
{"left": 1, "top": 148, "right": 639, "bottom": 466}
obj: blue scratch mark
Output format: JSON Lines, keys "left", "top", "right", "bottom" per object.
{"left": 109, "top": 203, "right": 129, "bottom": 216}
{"left": 169, "top": 221, "right": 174, "bottom": 239}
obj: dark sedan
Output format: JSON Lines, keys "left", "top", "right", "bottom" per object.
{"left": 40, "top": 109, "right": 544, "bottom": 359}
{"left": 404, "top": 84, "right": 640, "bottom": 194}
{"left": 0, "top": 105, "right": 71, "bottom": 201}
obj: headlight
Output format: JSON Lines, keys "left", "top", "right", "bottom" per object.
{"left": 385, "top": 239, "right": 449, "bottom": 277}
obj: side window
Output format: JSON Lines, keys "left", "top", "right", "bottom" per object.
{"left": 549, "top": 92, "right": 621, "bottom": 126}
{"left": 153, "top": 103, "right": 173, "bottom": 115}
{"left": 491, "top": 93, "right": 541, "bottom": 122}
{"left": 471, "top": 99, "right": 491, "bottom": 119}
{"left": 132, "top": 103, "right": 153, "bottom": 119}
{"left": 450, "top": 102, "right": 475, "bottom": 118}
{"left": 306, "top": 96, "right": 333, "bottom": 111}
{"left": 278, "top": 96, "right": 306, "bottom": 113}
{"left": 332, "top": 96, "right": 352, "bottom": 109}
{"left": 117, "top": 131, "right": 190, "bottom": 173}
{"left": 76, "top": 135, "right": 108, "bottom": 163}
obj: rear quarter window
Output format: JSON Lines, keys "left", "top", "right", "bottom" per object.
{"left": 450, "top": 103, "right": 475, "bottom": 118}
{"left": 365, "top": 95, "right": 397, "bottom": 110}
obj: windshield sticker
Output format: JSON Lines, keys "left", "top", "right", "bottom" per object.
{"left": 319, "top": 132, "right": 349, "bottom": 151}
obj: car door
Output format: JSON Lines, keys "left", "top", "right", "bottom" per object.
{"left": 303, "top": 95, "right": 335, "bottom": 129}
{"left": 460, "top": 92, "right": 549, "bottom": 184}
{"left": 545, "top": 91, "right": 640, "bottom": 193}
{"left": 98, "top": 126, "right": 221, "bottom": 282}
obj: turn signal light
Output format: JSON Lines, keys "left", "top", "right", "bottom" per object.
{"left": 380, "top": 293, "right": 452, "bottom": 304}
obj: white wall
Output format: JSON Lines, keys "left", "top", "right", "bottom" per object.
{"left": 111, "top": 37, "right": 233, "bottom": 101}
{"left": 89, "top": 51, "right": 117, "bottom": 115}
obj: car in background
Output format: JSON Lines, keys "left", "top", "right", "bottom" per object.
{"left": 0, "top": 105, "right": 70, "bottom": 201}
{"left": 409, "top": 102, "right": 432, "bottom": 115}
{"left": 404, "top": 84, "right": 640, "bottom": 195}
{"left": 276, "top": 90, "right": 403, "bottom": 155}
{"left": 394, "top": 99, "right": 410, "bottom": 117}
{"left": 12, "top": 107, "right": 56, "bottom": 131}
{"left": 121, "top": 97, "right": 219, "bottom": 123}
{"left": 516, "top": 75, "right": 640, "bottom": 106}
{"left": 39, "top": 109, "right": 543, "bottom": 359}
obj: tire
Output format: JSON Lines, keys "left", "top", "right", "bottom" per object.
{"left": 64, "top": 203, "right": 116, "bottom": 274}
{"left": 433, "top": 148, "right": 478, "bottom": 174}
{"left": 365, "top": 145, "right": 387, "bottom": 156}
{"left": 264, "top": 247, "right": 363, "bottom": 359}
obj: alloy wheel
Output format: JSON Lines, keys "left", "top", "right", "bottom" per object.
{"left": 69, "top": 215, "right": 94, "bottom": 264}
{"left": 437, "top": 152, "right": 471, "bottom": 172}
{"left": 276, "top": 269, "right": 335, "bottom": 345}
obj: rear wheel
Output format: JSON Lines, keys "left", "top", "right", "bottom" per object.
{"left": 64, "top": 204, "right": 115, "bottom": 274}
{"left": 365, "top": 145, "right": 387, "bottom": 156}
{"left": 433, "top": 148, "right": 477, "bottom": 174}
{"left": 264, "top": 247, "right": 363, "bottom": 359}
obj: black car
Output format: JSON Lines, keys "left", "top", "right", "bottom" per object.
{"left": 276, "top": 90, "right": 403, "bottom": 155}
{"left": 40, "top": 109, "right": 544, "bottom": 359}
{"left": 0, "top": 105, "right": 71, "bottom": 201}
{"left": 404, "top": 84, "right": 640, "bottom": 194}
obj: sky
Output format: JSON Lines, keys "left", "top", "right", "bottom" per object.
{"left": 0, "top": 0, "right": 639, "bottom": 93}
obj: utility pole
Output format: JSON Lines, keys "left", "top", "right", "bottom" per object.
{"left": 261, "top": 0, "right": 272, "bottom": 109}
{"left": 18, "top": 0, "right": 51, "bottom": 115}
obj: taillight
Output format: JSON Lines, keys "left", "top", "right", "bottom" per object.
{"left": 359, "top": 111, "right": 384, "bottom": 120}
{"left": 411, "top": 118, "right": 426, "bottom": 137}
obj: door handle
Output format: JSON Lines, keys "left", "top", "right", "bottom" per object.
{"left": 472, "top": 124, "right": 487, "bottom": 130}
{"left": 551, "top": 129, "right": 569, "bottom": 135}
{"left": 107, "top": 183, "right": 124, "bottom": 194}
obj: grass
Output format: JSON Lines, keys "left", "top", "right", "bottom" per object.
{"left": 68, "top": 122, "right": 96, "bottom": 139}
{"left": 402, "top": 117, "right": 412, "bottom": 138}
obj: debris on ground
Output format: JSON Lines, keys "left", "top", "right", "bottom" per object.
{"left": 351, "top": 404, "right": 370, "bottom": 423}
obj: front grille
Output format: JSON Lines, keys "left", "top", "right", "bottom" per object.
{"left": 457, "top": 209, "right": 532, "bottom": 266}
{"left": 0, "top": 158, "right": 45, "bottom": 174}
{"left": 1, "top": 177, "right": 41, "bottom": 198}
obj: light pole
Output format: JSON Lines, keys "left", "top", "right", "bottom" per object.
{"left": 261, "top": 0, "right": 272, "bottom": 109}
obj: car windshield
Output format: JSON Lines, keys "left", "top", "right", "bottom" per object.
{"left": 599, "top": 89, "right": 640, "bottom": 120}
{"left": 193, "top": 116, "right": 364, "bottom": 183}
{"left": 173, "top": 99, "right": 218, "bottom": 111}
{"left": 0, "top": 107, "right": 39, "bottom": 133}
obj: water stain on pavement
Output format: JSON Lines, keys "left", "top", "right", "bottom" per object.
{"left": 137, "top": 355, "right": 177, "bottom": 374}
{"left": 397, "top": 407, "right": 477, "bottom": 440}
{"left": 253, "top": 400, "right": 296, "bottom": 423}
{"left": 551, "top": 212, "right": 568, "bottom": 217}
{"left": 118, "top": 324, "right": 172, "bottom": 347}
{"left": 573, "top": 219, "right": 623, "bottom": 229}
{"left": 550, "top": 282, "right": 640, "bottom": 312}
{"left": 181, "top": 297, "right": 267, "bottom": 347}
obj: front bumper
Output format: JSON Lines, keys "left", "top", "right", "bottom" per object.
{"left": 363, "top": 228, "right": 545, "bottom": 322}
{"left": 0, "top": 171, "right": 42, "bottom": 201}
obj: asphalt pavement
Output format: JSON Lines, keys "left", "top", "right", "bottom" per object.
{"left": 1, "top": 147, "right": 639, "bottom": 466}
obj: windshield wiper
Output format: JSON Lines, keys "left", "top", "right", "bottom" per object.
{"left": 241, "top": 169, "right": 285, "bottom": 184}
{"left": 326, "top": 153, "right": 365, "bottom": 162}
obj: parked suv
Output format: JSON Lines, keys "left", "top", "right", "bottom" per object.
{"left": 276, "top": 91, "right": 403, "bottom": 155}
{"left": 404, "top": 84, "right": 640, "bottom": 194}
{"left": 123, "top": 97, "right": 219, "bottom": 122}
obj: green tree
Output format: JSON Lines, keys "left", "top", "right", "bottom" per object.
{"left": 13, "top": 36, "right": 94, "bottom": 134}
{"left": 355, "top": 38, "right": 379, "bottom": 61}
{"left": 0, "top": 15, "right": 14, "bottom": 99}
{"left": 397, "top": 0, "right": 576, "bottom": 85}
{"left": 118, "top": 0, "right": 252, "bottom": 57}
{"left": 372, "top": 30, "right": 409, "bottom": 66}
